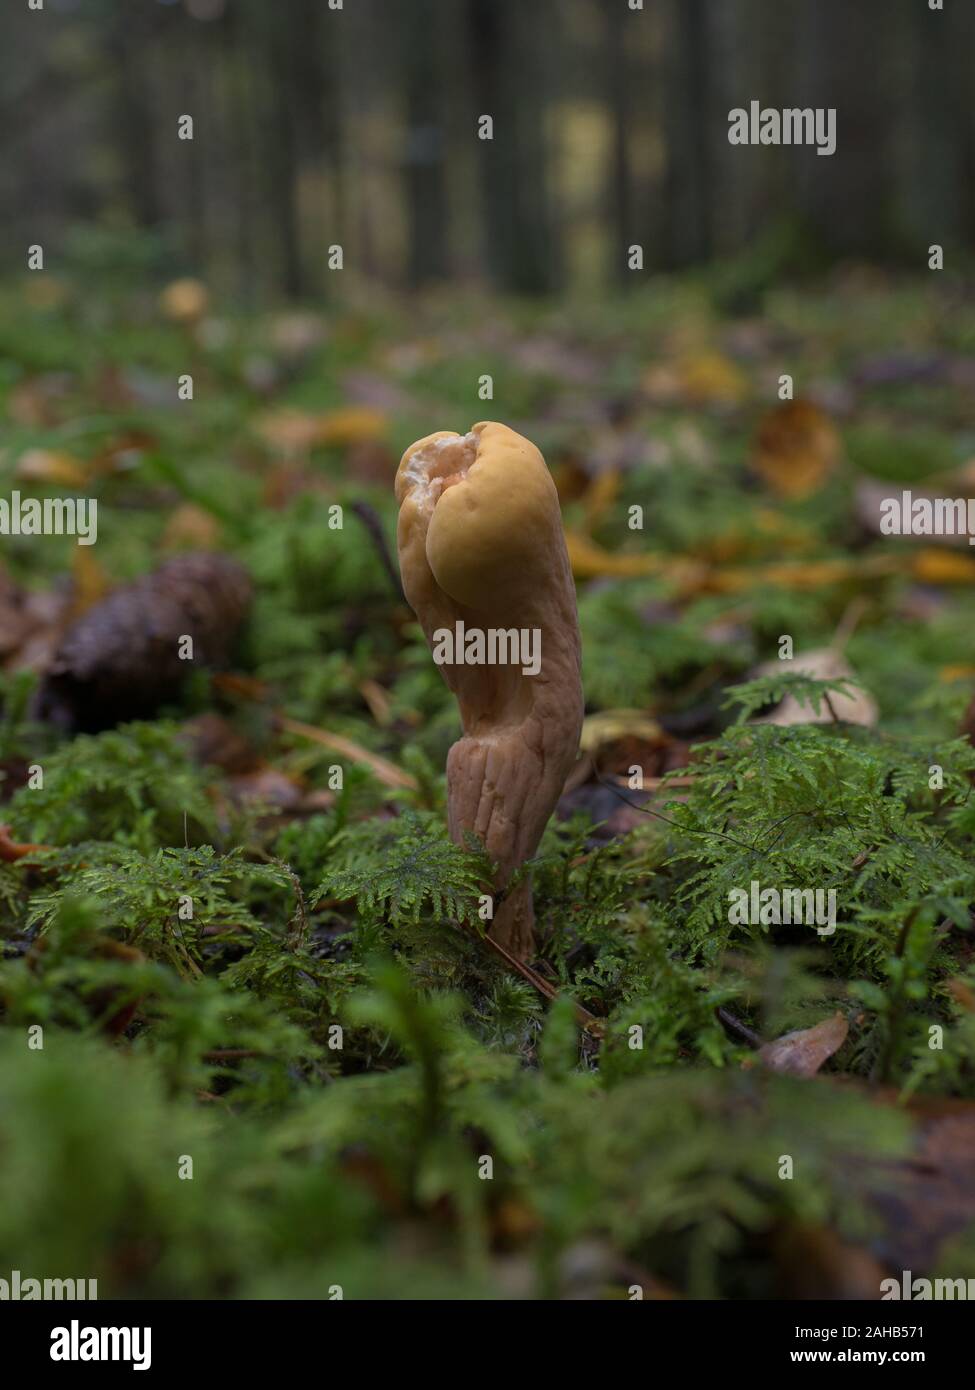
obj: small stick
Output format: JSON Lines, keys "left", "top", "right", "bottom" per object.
{"left": 715, "top": 1007, "right": 763, "bottom": 1049}
{"left": 481, "top": 930, "right": 605, "bottom": 1038}
{"left": 278, "top": 715, "right": 417, "bottom": 790}
{"left": 350, "top": 500, "right": 404, "bottom": 602}
{"left": 831, "top": 596, "right": 870, "bottom": 653}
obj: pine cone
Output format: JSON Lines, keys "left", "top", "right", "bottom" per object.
{"left": 36, "top": 553, "right": 252, "bottom": 732}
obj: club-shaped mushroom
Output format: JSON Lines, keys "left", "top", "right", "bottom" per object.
{"left": 395, "top": 421, "right": 583, "bottom": 959}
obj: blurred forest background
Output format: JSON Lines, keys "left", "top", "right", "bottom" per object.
{"left": 4, "top": 0, "right": 974, "bottom": 299}
{"left": 5, "top": 0, "right": 975, "bottom": 1304}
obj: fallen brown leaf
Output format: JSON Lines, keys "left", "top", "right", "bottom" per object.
{"left": 70, "top": 545, "right": 111, "bottom": 613}
{"left": 226, "top": 767, "right": 306, "bottom": 810}
{"left": 161, "top": 503, "right": 223, "bottom": 551}
{"left": 752, "top": 399, "right": 842, "bottom": 499}
{"left": 910, "top": 547, "right": 975, "bottom": 585}
{"left": 159, "top": 278, "right": 209, "bottom": 324}
{"left": 0, "top": 824, "right": 53, "bottom": 863}
{"left": 580, "top": 709, "right": 667, "bottom": 754}
{"left": 857, "top": 1099, "right": 975, "bottom": 1273}
{"left": 8, "top": 374, "right": 73, "bottom": 427}
{"left": 15, "top": 448, "right": 89, "bottom": 488}
{"left": 757, "top": 1012, "right": 849, "bottom": 1077}
{"left": 752, "top": 647, "right": 878, "bottom": 727}
{"left": 643, "top": 352, "right": 749, "bottom": 408}
{"left": 946, "top": 979, "right": 975, "bottom": 1012}
{"left": 182, "top": 713, "right": 259, "bottom": 774}
{"left": 315, "top": 406, "right": 387, "bottom": 447}
{"left": 255, "top": 405, "right": 387, "bottom": 457}
{"left": 771, "top": 1222, "right": 889, "bottom": 1300}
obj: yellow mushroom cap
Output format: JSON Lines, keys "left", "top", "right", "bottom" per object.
{"left": 396, "top": 421, "right": 563, "bottom": 613}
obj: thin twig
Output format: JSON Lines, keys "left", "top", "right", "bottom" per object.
{"left": 715, "top": 1007, "right": 763, "bottom": 1050}
{"left": 278, "top": 715, "right": 417, "bottom": 790}
{"left": 831, "top": 596, "right": 870, "bottom": 653}
{"left": 350, "top": 500, "right": 404, "bottom": 602}
{"left": 480, "top": 931, "right": 605, "bottom": 1038}
{"left": 823, "top": 691, "right": 841, "bottom": 723}
{"left": 591, "top": 766, "right": 761, "bottom": 856}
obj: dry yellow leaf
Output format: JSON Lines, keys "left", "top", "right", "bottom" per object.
{"left": 707, "top": 558, "right": 860, "bottom": 595}
{"left": 752, "top": 399, "right": 842, "bottom": 499}
{"left": 71, "top": 545, "right": 110, "bottom": 611}
{"left": 753, "top": 507, "right": 789, "bottom": 533}
{"left": 162, "top": 503, "right": 222, "bottom": 551}
{"left": 313, "top": 406, "right": 387, "bottom": 447}
{"left": 641, "top": 362, "right": 683, "bottom": 405}
{"left": 159, "top": 278, "right": 209, "bottom": 324}
{"left": 678, "top": 351, "right": 749, "bottom": 407}
{"left": 256, "top": 406, "right": 387, "bottom": 456}
{"left": 938, "top": 664, "right": 975, "bottom": 683}
{"left": 564, "top": 530, "right": 663, "bottom": 579}
{"left": 254, "top": 409, "right": 323, "bottom": 454}
{"left": 23, "top": 276, "right": 68, "bottom": 311}
{"left": 911, "top": 548, "right": 975, "bottom": 584}
{"left": 15, "top": 449, "right": 89, "bottom": 488}
{"left": 582, "top": 468, "right": 621, "bottom": 530}
{"left": 580, "top": 709, "right": 666, "bottom": 753}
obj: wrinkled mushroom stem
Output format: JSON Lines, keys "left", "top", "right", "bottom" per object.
{"left": 396, "top": 422, "right": 583, "bottom": 960}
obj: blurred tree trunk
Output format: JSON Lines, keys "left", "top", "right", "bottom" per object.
{"left": 606, "top": 1, "right": 632, "bottom": 286}
{"left": 405, "top": 0, "right": 448, "bottom": 285}
{"left": 177, "top": 22, "right": 208, "bottom": 274}
{"left": 1, "top": 0, "right": 963, "bottom": 291}
{"left": 290, "top": 0, "right": 330, "bottom": 297}
{"left": 321, "top": 6, "right": 348, "bottom": 286}
{"left": 466, "top": 0, "right": 560, "bottom": 293}
{"left": 663, "top": 0, "right": 712, "bottom": 267}
{"left": 247, "top": 2, "right": 302, "bottom": 296}
{"left": 224, "top": 3, "right": 256, "bottom": 303}
{"left": 109, "top": 5, "right": 160, "bottom": 230}
{"left": 951, "top": 1, "right": 975, "bottom": 247}
{"left": 798, "top": 0, "right": 893, "bottom": 257}
{"left": 912, "top": 0, "right": 962, "bottom": 253}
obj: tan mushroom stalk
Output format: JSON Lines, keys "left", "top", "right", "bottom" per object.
{"left": 395, "top": 421, "right": 583, "bottom": 960}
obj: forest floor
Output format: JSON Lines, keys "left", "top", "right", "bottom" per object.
{"left": 2, "top": 253, "right": 975, "bottom": 1299}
